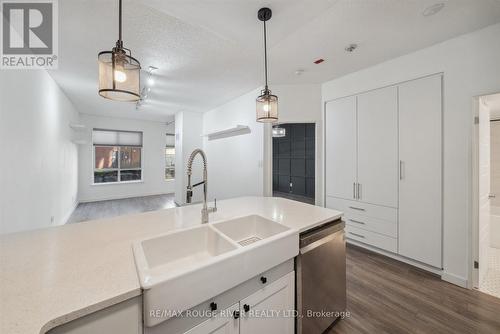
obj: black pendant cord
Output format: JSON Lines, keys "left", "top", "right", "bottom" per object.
{"left": 263, "top": 20, "right": 268, "bottom": 91}
{"left": 118, "top": 0, "right": 122, "bottom": 42}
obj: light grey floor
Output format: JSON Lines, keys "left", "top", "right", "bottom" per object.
{"left": 273, "top": 191, "right": 315, "bottom": 205}
{"left": 68, "top": 194, "right": 177, "bottom": 224}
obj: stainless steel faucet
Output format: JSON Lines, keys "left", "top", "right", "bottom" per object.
{"left": 186, "top": 149, "right": 217, "bottom": 224}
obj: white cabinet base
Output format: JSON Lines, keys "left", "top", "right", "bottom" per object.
{"left": 240, "top": 272, "right": 295, "bottom": 334}
{"left": 185, "top": 303, "right": 239, "bottom": 334}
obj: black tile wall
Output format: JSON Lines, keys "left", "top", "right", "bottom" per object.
{"left": 272, "top": 123, "right": 315, "bottom": 199}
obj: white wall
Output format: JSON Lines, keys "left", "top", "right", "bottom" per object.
{"left": 174, "top": 111, "right": 204, "bottom": 205}
{"left": 78, "top": 114, "right": 174, "bottom": 202}
{"left": 203, "top": 88, "right": 264, "bottom": 201}
{"left": 203, "top": 84, "right": 322, "bottom": 202}
{"left": 491, "top": 121, "right": 500, "bottom": 208}
{"left": 0, "top": 70, "right": 79, "bottom": 234}
{"left": 490, "top": 120, "right": 500, "bottom": 248}
{"left": 322, "top": 23, "right": 500, "bottom": 287}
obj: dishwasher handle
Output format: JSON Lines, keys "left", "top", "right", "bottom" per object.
{"left": 300, "top": 230, "right": 343, "bottom": 255}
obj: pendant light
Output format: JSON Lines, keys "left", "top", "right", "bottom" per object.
{"left": 256, "top": 8, "right": 278, "bottom": 123}
{"left": 272, "top": 126, "right": 286, "bottom": 138}
{"left": 98, "top": 0, "right": 141, "bottom": 102}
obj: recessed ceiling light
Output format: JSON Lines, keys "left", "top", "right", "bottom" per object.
{"left": 423, "top": 3, "right": 445, "bottom": 17}
{"left": 345, "top": 44, "right": 358, "bottom": 53}
{"left": 295, "top": 69, "right": 304, "bottom": 76}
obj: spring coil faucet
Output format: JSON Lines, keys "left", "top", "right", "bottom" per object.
{"left": 186, "top": 149, "right": 217, "bottom": 223}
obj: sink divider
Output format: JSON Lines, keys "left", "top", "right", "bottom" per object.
{"left": 208, "top": 224, "right": 244, "bottom": 249}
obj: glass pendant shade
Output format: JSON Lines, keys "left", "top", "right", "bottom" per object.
{"left": 256, "top": 89, "right": 278, "bottom": 122}
{"left": 98, "top": 48, "right": 141, "bottom": 102}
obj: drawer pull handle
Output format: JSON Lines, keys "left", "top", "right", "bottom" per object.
{"left": 210, "top": 302, "right": 217, "bottom": 311}
{"left": 349, "top": 206, "right": 365, "bottom": 211}
{"left": 349, "top": 232, "right": 366, "bottom": 239}
{"left": 233, "top": 310, "right": 240, "bottom": 319}
{"left": 349, "top": 219, "right": 365, "bottom": 225}
{"left": 243, "top": 304, "right": 250, "bottom": 312}
{"left": 260, "top": 276, "right": 267, "bottom": 284}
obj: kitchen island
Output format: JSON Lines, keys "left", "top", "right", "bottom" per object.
{"left": 0, "top": 196, "right": 342, "bottom": 334}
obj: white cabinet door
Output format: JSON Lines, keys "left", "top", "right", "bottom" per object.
{"left": 239, "top": 272, "right": 295, "bottom": 334}
{"left": 357, "top": 86, "right": 398, "bottom": 208}
{"left": 325, "top": 96, "right": 357, "bottom": 200}
{"left": 184, "top": 303, "right": 239, "bottom": 334}
{"left": 398, "top": 75, "right": 442, "bottom": 268}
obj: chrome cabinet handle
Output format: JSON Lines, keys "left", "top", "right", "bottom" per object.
{"left": 348, "top": 232, "right": 365, "bottom": 239}
{"left": 489, "top": 194, "right": 496, "bottom": 199}
{"left": 349, "top": 206, "right": 365, "bottom": 211}
{"left": 349, "top": 219, "right": 365, "bottom": 225}
{"left": 353, "top": 182, "right": 356, "bottom": 199}
{"left": 357, "top": 183, "right": 361, "bottom": 200}
{"left": 400, "top": 160, "right": 404, "bottom": 180}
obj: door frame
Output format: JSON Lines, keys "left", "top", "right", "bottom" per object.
{"left": 470, "top": 95, "right": 481, "bottom": 289}
{"left": 263, "top": 121, "right": 320, "bottom": 205}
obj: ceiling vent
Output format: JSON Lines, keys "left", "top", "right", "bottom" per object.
{"left": 345, "top": 44, "right": 358, "bottom": 53}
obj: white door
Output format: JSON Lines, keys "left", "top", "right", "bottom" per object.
{"left": 184, "top": 303, "right": 239, "bottom": 334}
{"left": 239, "top": 272, "right": 295, "bottom": 334}
{"left": 398, "top": 75, "right": 442, "bottom": 268}
{"left": 325, "top": 96, "right": 357, "bottom": 201}
{"left": 357, "top": 87, "right": 398, "bottom": 207}
{"left": 478, "top": 97, "right": 491, "bottom": 287}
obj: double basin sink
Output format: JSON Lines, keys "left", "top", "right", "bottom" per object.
{"left": 133, "top": 215, "right": 299, "bottom": 327}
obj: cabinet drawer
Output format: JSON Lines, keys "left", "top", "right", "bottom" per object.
{"left": 326, "top": 196, "right": 398, "bottom": 223}
{"left": 344, "top": 214, "right": 397, "bottom": 238}
{"left": 345, "top": 225, "right": 397, "bottom": 253}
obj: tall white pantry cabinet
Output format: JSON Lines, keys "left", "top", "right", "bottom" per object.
{"left": 325, "top": 74, "right": 443, "bottom": 268}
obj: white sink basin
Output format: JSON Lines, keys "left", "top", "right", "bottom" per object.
{"left": 138, "top": 225, "right": 237, "bottom": 280}
{"left": 133, "top": 215, "right": 298, "bottom": 327}
{"left": 213, "top": 214, "right": 290, "bottom": 246}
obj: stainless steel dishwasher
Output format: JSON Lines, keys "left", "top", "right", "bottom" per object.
{"left": 296, "top": 219, "right": 346, "bottom": 334}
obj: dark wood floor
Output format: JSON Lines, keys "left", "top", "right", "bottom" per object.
{"left": 328, "top": 244, "right": 500, "bottom": 334}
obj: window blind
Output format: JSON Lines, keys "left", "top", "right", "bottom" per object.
{"left": 93, "top": 129, "right": 143, "bottom": 147}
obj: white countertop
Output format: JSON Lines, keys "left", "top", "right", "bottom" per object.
{"left": 0, "top": 196, "right": 342, "bottom": 334}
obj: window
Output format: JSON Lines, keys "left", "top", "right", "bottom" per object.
{"left": 165, "top": 133, "right": 175, "bottom": 180}
{"left": 93, "top": 129, "right": 143, "bottom": 184}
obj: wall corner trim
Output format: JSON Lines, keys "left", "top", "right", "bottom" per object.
{"left": 63, "top": 200, "right": 80, "bottom": 225}
{"left": 441, "top": 271, "right": 468, "bottom": 288}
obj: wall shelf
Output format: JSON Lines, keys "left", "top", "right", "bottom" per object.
{"left": 69, "top": 123, "right": 86, "bottom": 130}
{"left": 203, "top": 125, "right": 251, "bottom": 141}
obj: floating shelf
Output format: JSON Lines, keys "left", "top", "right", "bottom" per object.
{"left": 203, "top": 125, "right": 251, "bottom": 141}
{"left": 69, "top": 123, "right": 86, "bottom": 130}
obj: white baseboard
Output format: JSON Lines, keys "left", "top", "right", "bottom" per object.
{"left": 79, "top": 192, "right": 173, "bottom": 203}
{"left": 441, "top": 272, "right": 468, "bottom": 288}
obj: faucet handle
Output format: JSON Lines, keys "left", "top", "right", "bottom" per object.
{"left": 211, "top": 198, "right": 218, "bottom": 212}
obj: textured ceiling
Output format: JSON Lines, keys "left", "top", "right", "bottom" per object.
{"left": 49, "top": 0, "right": 500, "bottom": 121}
